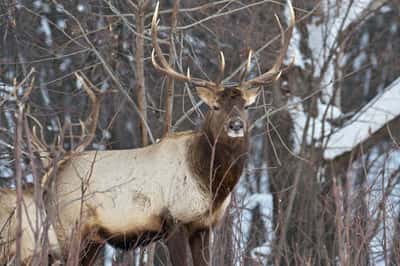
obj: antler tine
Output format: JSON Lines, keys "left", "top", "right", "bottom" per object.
{"left": 151, "top": 2, "right": 216, "bottom": 89}
{"left": 74, "top": 72, "right": 101, "bottom": 153}
{"left": 239, "top": 49, "right": 253, "bottom": 86}
{"left": 215, "top": 51, "right": 225, "bottom": 86}
{"left": 242, "top": 0, "right": 295, "bottom": 87}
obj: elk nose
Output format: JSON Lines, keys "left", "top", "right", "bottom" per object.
{"left": 229, "top": 120, "right": 244, "bottom": 131}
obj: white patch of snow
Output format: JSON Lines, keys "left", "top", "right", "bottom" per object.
{"left": 360, "top": 31, "right": 370, "bottom": 48}
{"left": 25, "top": 174, "right": 33, "bottom": 183}
{"left": 251, "top": 243, "right": 270, "bottom": 264}
{"left": 244, "top": 193, "right": 274, "bottom": 262}
{"left": 318, "top": 99, "right": 342, "bottom": 120}
{"left": 307, "top": 0, "right": 374, "bottom": 101}
{"left": 285, "top": 0, "right": 304, "bottom": 69}
{"left": 33, "top": 0, "right": 42, "bottom": 9}
{"left": 40, "top": 85, "right": 51, "bottom": 105}
{"left": 102, "top": 130, "right": 111, "bottom": 140}
{"left": 370, "top": 54, "right": 378, "bottom": 67}
{"left": 92, "top": 143, "right": 106, "bottom": 150}
{"left": 5, "top": 70, "right": 15, "bottom": 80}
{"left": 288, "top": 96, "right": 343, "bottom": 152}
{"left": 234, "top": 160, "right": 271, "bottom": 264}
{"left": 185, "top": 35, "right": 206, "bottom": 50}
{"left": 57, "top": 19, "right": 66, "bottom": 30}
{"left": 77, "top": 4, "right": 85, "bottom": 12}
{"left": 0, "top": 163, "right": 13, "bottom": 178}
{"left": 5, "top": 111, "right": 15, "bottom": 134}
{"left": 379, "top": 5, "right": 392, "bottom": 13}
{"left": 126, "top": 121, "right": 134, "bottom": 131}
{"left": 59, "top": 58, "right": 71, "bottom": 71}
{"left": 39, "top": 17, "right": 53, "bottom": 46}
{"left": 101, "top": 81, "right": 109, "bottom": 92}
{"left": 0, "top": 82, "right": 17, "bottom": 102}
{"left": 324, "top": 77, "right": 400, "bottom": 159}
{"left": 76, "top": 78, "right": 83, "bottom": 90}
{"left": 55, "top": 3, "right": 64, "bottom": 12}
{"left": 104, "top": 244, "right": 115, "bottom": 266}
{"left": 390, "top": 23, "right": 397, "bottom": 34}
{"left": 362, "top": 68, "right": 372, "bottom": 97}
{"left": 353, "top": 51, "right": 367, "bottom": 70}
{"left": 351, "top": 147, "right": 400, "bottom": 265}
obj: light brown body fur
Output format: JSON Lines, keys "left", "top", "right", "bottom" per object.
{"left": 0, "top": 190, "right": 60, "bottom": 264}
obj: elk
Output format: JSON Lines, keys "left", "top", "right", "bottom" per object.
{"left": 0, "top": 1, "right": 294, "bottom": 265}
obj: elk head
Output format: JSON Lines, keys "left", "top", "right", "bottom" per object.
{"left": 151, "top": 1, "right": 295, "bottom": 141}
{"left": 195, "top": 85, "right": 259, "bottom": 140}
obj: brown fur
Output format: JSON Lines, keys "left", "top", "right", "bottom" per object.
{"left": 93, "top": 208, "right": 176, "bottom": 251}
{"left": 188, "top": 88, "right": 249, "bottom": 211}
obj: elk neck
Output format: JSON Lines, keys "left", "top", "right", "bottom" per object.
{"left": 188, "top": 115, "right": 249, "bottom": 210}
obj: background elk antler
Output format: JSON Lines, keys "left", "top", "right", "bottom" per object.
{"left": 34, "top": 72, "right": 103, "bottom": 187}
{"left": 240, "top": 0, "right": 295, "bottom": 87}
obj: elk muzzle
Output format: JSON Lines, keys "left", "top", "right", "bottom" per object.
{"left": 226, "top": 117, "right": 245, "bottom": 138}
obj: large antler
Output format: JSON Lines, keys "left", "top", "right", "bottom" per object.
{"left": 40, "top": 73, "right": 102, "bottom": 187}
{"left": 240, "top": 1, "right": 295, "bottom": 87}
{"left": 151, "top": 2, "right": 222, "bottom": 90}
{"left": 73, "top": 72, "right": 101, "bottom": 153}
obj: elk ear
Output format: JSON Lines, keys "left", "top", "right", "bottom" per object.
{"left": 243, "top": 87, "right": 260, "bottom": 106}
{"left": 196, "top": 87, "right": 216, "bottom": 107}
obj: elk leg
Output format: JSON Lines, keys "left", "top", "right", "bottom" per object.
{"left": 166, "top": 227, "right": 189, "bottom": 266}
{"left": 79, "top": 240, "right": 104, "bottom": 266}
{"left": 160, "top": 207, "right": 177, "bottom": 233}
{"left": 189, "top": 229, "right": 210, "bottom": 266}
{"left": 159, "top": 208, "right": 191, "bottom": 266}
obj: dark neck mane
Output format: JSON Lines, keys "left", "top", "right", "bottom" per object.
{"left": 188, "top": 121, "right": 249, "bottom": 210}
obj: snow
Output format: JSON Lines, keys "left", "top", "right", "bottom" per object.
{"left": 57, "top": 19, "right": 66, "bottom": 30}
{"left": 390, "top": 23, "right": 397, "bottom": 34}
{"left": 55, "top": 3, "right": 65, "bottom": 13}
{"left": 353, "top": 51, "right": 367, "bottom": 70}
{"left": 247, "top": 194, "right": 273, "bottom": 263}
{"left": 104, "top": 244, "right": 115, "bottom": 266}
{"left": 39, "top": 17, "right": 52, "bottom": 46}
{"left": 307, "top": 0, "right": 374, "bottom": 101}
{"left": 285, "top": 0, "right": 305, "bottom": 69}
{"left": 243, "top": 192, "right": 273, "bottom": 263}
{"left": 25, "top": 174, "right": 33, "bottom": 183}
{"left": 289, "top": 96, "right": 343, "bottom": 152}
{"left": 0, "top": 159, "right": 13, "bottom": 178}
{"left": 33, "top": 0, "right": 42, "bottom": 9}
{"left": 0, "top": 82, "right": 16, "bottom": 101}
{"left": 324, "top": 77, "right": 400, "bottom": 159}
{"left": 77, "top": 4, "right": 85, "bottom": 12}
{"left": 380, "top": 6, "right": 392, "bottom": 13}
{"left": 234, "top": 139, "right": 272, "bottom": 264}
{"left": 350, "top": 146, "right": 400, "bottom": 265}
{"left": 299, "top": 1, "right": 397, "bottom": 157}
{"left": 59, "top": 58, "right": 71, "bottom": 71}
{"left": 251, "top": 243, "right": 270, "bottom": 263}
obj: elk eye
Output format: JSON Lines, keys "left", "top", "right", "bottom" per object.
{"left": 213, "top": 105, "right": 220, "bottom": 110}
{"left": 244, "top": 106, "right": 249, "bottom": 110}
